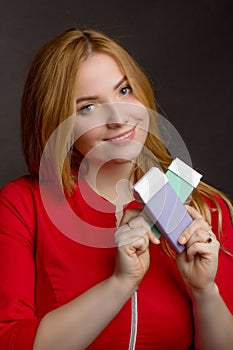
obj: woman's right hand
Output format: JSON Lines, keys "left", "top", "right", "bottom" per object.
{"left": 114, "top": 209, "right": 160, "bottom": 289}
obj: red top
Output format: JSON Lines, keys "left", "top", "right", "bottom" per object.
{"left": 0, "top": 176, "right": 233, "bottom": 349}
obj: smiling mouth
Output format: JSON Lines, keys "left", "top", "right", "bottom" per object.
{"left": 106, "top": 127, "right": 135, "bottom": 144}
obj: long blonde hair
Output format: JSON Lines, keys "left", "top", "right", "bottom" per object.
{"left": 21, "top": 28, "right": 232, "bottom": 255}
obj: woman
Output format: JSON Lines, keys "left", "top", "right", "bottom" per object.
{"left": 0, "top": 28, "right": 232, "bottom": 350}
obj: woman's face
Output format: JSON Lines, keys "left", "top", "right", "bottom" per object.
{"left": 74, "top": 53, "right": 149, "bottom": 166}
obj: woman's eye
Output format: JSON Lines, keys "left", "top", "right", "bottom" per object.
{"left": 79, "top": 104, "right": 95, "bottom": 114}
{"left": 120, "top": 86, "right": 132, "bottom": 96}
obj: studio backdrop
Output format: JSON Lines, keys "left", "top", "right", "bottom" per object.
{"left": 0, "top": 0, "right": 232, "bottom": 199}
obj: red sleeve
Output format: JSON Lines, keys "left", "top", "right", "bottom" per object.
{"left": 206, "top": 196, "right": 233, "bottom": 313}
{"left": 0, "top": 178, "right": 41, "bottom": 349}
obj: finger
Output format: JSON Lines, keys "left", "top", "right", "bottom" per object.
{"left": 115, "top": 219, "right": 160, "bottom": 247}
{"left": 178, "top": 217, "right": 210, "bottom": 245}
{"left": 206, "top": 230, "right": 217, "bottom": 244}
{"left": 148, "top": 228, "right": 161, "bottom": 244}
{"left": 117, "top": 232, "right": 150, "bottom": 257}
{"left": 185, "top": 228, "right": 213, "bottom": 248}
{"left": 186, "top": 239, "right": 220, "bottom": 262}
{"left": 128, "top": 216, "right": 160, "bottom": 244}
{"left": 121, "top": 209, "right": 141, "bottom": 225}
{"left": 129, "top": 234, "right": 150, "bottom": 256}
{"left": 185, "top": 205, "right": 204, "bottom": 220}
{"left": 115, "top": 225, "right": 149, "bottom": 246}
{"left": 128, "top": 215, "right": 151, "bottom": 231}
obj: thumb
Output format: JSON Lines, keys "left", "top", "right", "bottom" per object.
{"left": 121, "top": 209, "right": 142, "bottom": 225}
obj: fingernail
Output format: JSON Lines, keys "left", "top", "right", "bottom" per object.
{"left": 179, "top": 236, "right": 186, "bottom": 244}
{"left": 152, "top": 235, "right": 160, "bottom": 244}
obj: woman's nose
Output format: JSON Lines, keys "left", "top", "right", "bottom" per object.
{"left": 105, "top": 103, "right": 129, "bottom": 128}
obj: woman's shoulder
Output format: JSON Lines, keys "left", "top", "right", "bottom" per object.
{"left": 1, "top": 175, "right": 39, "bottom": 196}
{"left": 0, "top": 175, "right": 41, "bottom": 212}
{"left": 0, "top": 176, "right": 41, "bottom": 242}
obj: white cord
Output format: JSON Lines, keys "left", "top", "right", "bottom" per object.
{"left": 115, "top": 220, "right": 138, "bottom": 349}
{"left": 128, "top": 291, "right": 138, "bottom": 350}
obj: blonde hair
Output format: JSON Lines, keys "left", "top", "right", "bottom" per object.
{"left": 21, "top": 28, "right": 232, "bottom": 256}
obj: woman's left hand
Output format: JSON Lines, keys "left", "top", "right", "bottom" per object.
{"left": 176, "top": 205, "right": 220, "bottom": 292}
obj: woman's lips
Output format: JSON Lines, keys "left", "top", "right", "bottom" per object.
{"left": 105, "top": 127, "right": 135, "bottom": 144}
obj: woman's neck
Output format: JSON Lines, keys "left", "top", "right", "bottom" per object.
{"left": 84, "top": 160, "right": 134, "bottom": 205}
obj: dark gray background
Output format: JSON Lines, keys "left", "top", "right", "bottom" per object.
{"left": 0, "top": 0, "right": 232, "bottom": 198}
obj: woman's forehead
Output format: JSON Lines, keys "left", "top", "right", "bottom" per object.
{"left": 75, "top": 53, "right": 125, "bottom": 96}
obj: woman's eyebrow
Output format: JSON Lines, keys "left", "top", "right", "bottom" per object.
{"left": 76, "top": 76, "right": 127, "bottom": 105}
{"left": 114, "top": 76, "right": 127, "bottom": 90}
{"left": 76, "top": 95, "right": 99, "bottom": 104}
